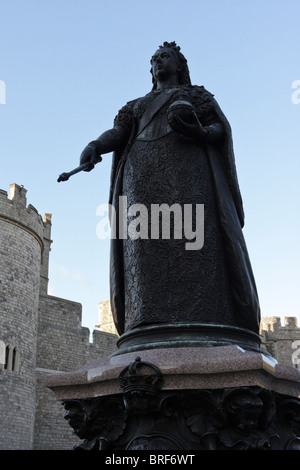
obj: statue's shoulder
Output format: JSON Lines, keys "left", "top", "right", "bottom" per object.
{"left": 187, "top": 86, "right": 218, "bottom": 119}
{"left": 118, "top": 95, "right": 151, "bottom": 115}
{"left": 189, "top": 85, "right": 215, "bottom": 101}
{"left": 119, "top": 97, "right": 139, "bottom": 111}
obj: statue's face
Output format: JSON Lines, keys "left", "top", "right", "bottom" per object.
{"left": 151, "top": 47, "right": 180, "bottom": 83}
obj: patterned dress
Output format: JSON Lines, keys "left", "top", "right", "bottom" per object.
{"left": 112, "top": 85, "right": 237, "bottom": 332}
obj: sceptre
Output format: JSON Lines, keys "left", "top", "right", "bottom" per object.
{"left": 57, "top": 155, "right": 102, "bottom": 182}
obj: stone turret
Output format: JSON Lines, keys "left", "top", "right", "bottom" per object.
{"left": 260, "top": 316, "right": 300, "bottom": 367}
{"left": 0, "top": 184, "right": 52, "bottom": 449}
{"left": 0, "top": 183, "right": 118, "bottom": 450}
{"left": 96, "top": 299, "right": 118, "bottom": 335}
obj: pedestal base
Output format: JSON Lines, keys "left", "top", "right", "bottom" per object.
{"left": 114, "top": 322, "right": 262, "bottom": 356}
{"left": 46, "top": 345, "right": 300, "bottom": 450}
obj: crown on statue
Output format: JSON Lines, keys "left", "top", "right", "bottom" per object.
{"left": 118, "top": 356, "right": 163, "bottom": 395}
{"left": 159, "top": 41, "right": 181, "bottom": 53}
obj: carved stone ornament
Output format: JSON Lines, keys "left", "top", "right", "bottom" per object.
{"left": 62, "top": 357, "right": 300, "bottom": 450}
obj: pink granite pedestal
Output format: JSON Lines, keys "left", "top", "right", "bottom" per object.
{"left": 46, "top": 345, "right": 300, "bottom": 450}
{"left": 46, "top": 345, "right": 300, "bottom": 400}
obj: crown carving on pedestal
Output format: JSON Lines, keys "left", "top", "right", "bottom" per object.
{"left": 118, "top": 356, "right": 163, "bottom": 395}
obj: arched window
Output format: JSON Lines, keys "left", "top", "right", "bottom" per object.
{"left": 1, "top": 343, "right": 20, "bottom": 372}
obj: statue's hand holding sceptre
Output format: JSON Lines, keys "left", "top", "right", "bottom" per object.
{"left": 79, "top": 142, "right": 100, "bottom": 171}
{"left": 80, "top": 127, "right": 129, "bottom": 169}
{"left": 57, "top": 127, "right": 128, "bottom": 183}
{"left": 57, "top": 143, "right": 102, "bottom": 182}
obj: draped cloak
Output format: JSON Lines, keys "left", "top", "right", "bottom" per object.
{"left": 108, "top": 85, "right": 260, "bottom": 336}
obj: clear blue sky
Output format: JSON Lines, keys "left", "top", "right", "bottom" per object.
{"left": 1, "top": 0, "right": 300, "bottom": 335}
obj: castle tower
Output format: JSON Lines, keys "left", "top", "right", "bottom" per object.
{"left": 96, "top": 299, "right": 118, "bottom": 335}
{"left": 260, "top": 316, "right": 300, "bottom": 366}
{"left": 0, "top": 184, "right": 52, "bottom": 449}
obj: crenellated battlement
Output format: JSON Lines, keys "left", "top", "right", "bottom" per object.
{"left": 0, "top": 184, "right": 53, "bottom": 294}
{"left": 260, "top": 316, "right": 300, "bottom": 367}
{"left": 260, "top": 316, "right": 299, "bottom": 336}
{"left": 0, "top": 184, "right": 52, "bottom": 252}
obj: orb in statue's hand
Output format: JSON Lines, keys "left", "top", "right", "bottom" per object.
{"left": 167, "top": 100, "right": 196, "bottom": 125}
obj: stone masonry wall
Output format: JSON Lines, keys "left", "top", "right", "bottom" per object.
{"left": 0, "top": 184, "right": 118, "bottom": 450}
{"left": 0, "top": 184, "right": 44, "bottom": 449}
{"left": 34, "top": 294, "right": 117, "bottom": 450}
{"left": 97, "top": 299, "right": 118, "bottom": 335}
{"left": 260, "top": 316, "right": 300, "bottom": 367}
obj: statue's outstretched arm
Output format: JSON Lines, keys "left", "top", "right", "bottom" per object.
{"left": 80, "top": 125, "right": 129, "bottom": 169}
{"left": 57, "top": 126, "right": 128, "bottom": 183}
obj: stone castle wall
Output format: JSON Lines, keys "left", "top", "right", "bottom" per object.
{"left": 0, "top": 184, "right": 118, "bottom": 450}
{"left": 34, "top": 294, "right": 117, "bottom": 450}
{"left": 260, "top": 316, "right": 300, "bottom": 367}
{"left": 0, "top": 184, "right": 45, "bottom": 449}
{"left": 97, "top": 299, "right": 118, "bottom": 335}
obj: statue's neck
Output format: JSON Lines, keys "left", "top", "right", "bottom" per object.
{"left": 156, "top": 77, "right": 180, "bottom": 90}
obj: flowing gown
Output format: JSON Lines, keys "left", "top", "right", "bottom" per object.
{"left": 110, "top": 85, "right": 260, "bottom": 335}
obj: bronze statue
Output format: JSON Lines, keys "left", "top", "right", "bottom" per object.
{"left": 61, "top": 42, "right": 260, "bottom": 338}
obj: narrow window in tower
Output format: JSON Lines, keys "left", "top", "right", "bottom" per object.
{"left": 4, "top": 345, "right": 10, "bottom": 369}
{"left": 12, "top": 347, "right": 17, "bottom": 371}
{"left": 2, "top": 344, "right": 19, "bottom": 371}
